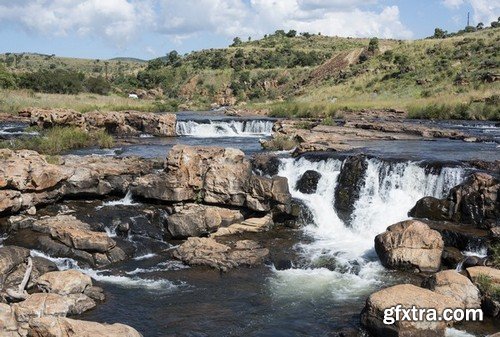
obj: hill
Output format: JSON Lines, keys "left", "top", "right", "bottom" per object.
{"left": 0, "top": 27, "right": 499, "bottom": 119}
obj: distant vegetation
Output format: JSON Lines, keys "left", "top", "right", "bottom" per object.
{"left": 0, "top": 23, "right": 499, "bottom": 119}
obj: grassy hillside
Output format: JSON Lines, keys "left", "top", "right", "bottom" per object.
{"left": 0, "top": 27, "right": 498, "bottom": 119}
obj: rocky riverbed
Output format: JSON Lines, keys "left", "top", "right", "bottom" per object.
{"left": 0, "top": 108, "right": 499, "bottom": 337}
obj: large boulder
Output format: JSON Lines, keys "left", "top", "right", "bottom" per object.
{"left": 172, "top": 237, "right": 269, "bottom": 271}
{"left": 334, "top": 155, "right": 367, "bottom": 224}
{"left": 466, "top": 266, "right": 500, "bottom": 285}
{"left": 166, "top": 204, "right": 244, "bottom": 239}
{"left": 423, "top": 270, "right": 481, "bottom": 309}
{"left": 375, "top": 220, "right": 444, "bottom": 272}
{"left": 410, "top": 173, "right": 499, "bottom": 229}
{"left": 9, "top": 215, "right": 126, "bottom": 267}
{"left": 37, "top": 270, "right": 92, "bottom": 296}
{"left": 0, "top": 303, "right": 20, "bottom": 337}
{"left": 295, "top": 170, "right": 322, "bottom": 194}
{"left": 361, "top": 284, "right": 462, "bottom": 337}
{"left": 28, "top": 316, "right": 142, "bottom": 337}
{"left": 132, "top": 145, "right": 292, "bottom": 215}
{"left": 0, "top": 246, "right": 30, "bottom": 291}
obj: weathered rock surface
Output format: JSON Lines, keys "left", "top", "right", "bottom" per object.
{"left": 166, "top": 203, "right": 244, "bottom": 239}
{"left": 28, "top": 316, "right": 142, "bottom": 337}
{"left": 410, "top": 173, "right": 499, "bottom": 229}
{"left": 466, "top": 266, "right": 500, "bottom": 285}
{"left": 361, "top": 284, "right": 462, "bottom": 337}
{"left": 0, "top": 149, "right": 153, "bottom": 215}
{"left": 210, "top": 215, "right": 274, "bottom": 237}
{"left": 423, "top": 270, "right": 481, "bottom": 309}
{"left": 37, "top": 270, "right": 92, "bottom": 296}
{"left": 133, "top": 145, "right": 292, "bottom": 215}
{"left": 9, "top": 215, "right": 126, "bottom": 267}
{"left": 374, "top": 220, "right": 444, "bottom": 272}
{"left": 295, "top": 170, "right": 322, "bottom": 194}
{"left": 334, "top": 155, "right": 367, "bottom": 224}
{"left": 19, "top": 107, "right": 176, "bottom": 137}
{"left": 172, "top": 237, "right": 269, "bottom": 271}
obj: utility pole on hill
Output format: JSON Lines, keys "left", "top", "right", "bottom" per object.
{"left": 467, "top": 12, "right": 470, "bottom": 26}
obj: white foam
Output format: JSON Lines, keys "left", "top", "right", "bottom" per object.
{"left": 445, "top": 328, "right": 476, "bottom": 337}
{"left": 176, "top": 120, "right": 273, "bottom": 137}
{"left": 133, "top": 253, "right": 157, "bottom": 261}
{"left": 97, "top": 190, "right": 137, "bottom": 209}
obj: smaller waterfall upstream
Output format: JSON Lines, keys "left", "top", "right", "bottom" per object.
{"left": 271, "top": 156, "right": 465, "bottom": 299}
{"left": 176, "top": 120, "right": 274, "bottom": 137}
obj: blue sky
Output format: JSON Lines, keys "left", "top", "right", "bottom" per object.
{"left": 0, "top": 0, "right": 498, "bottom": 60}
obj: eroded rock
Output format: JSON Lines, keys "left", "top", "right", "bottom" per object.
{"left": 423, "top": 270, "right": 481, "bottom": 309}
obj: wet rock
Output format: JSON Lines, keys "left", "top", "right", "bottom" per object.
{"left": 361, "top": 284, "right": 462, "bottom": 337}
{"left": 83, "top": 286, "right": 105, "bottom": 302}
{"left": 20, "top": 107, "right": 176, "bottom": 137}
{"left": 172, "top": 237, "right": 269, "bottom": 271}
{"left": 9, "top": 215, "right": 126, "bottom": 267}
{"left": 166, "top": 204, "right": 244, "bottom": 239}
{"left": 424, "top": 220, "right": 489, "bottom": 251}
{"left": 374, "top": 220, "right": 444, "bottom": 272}
{"left": 410, "top": 173, "right": 499, "bottom": 229}
{"left": 0, "top": 246, "right": 30, "bottom": 291}
{"left": 37, "top": 270, "right": 92, "bottom": 296}
{"left": 28, "top": 316, "right": 142, "bottom": 337}
{"left": 295, "top": 170, "right": 321, "bottom": 194}
{"left": 423, "top": 270, "right": 481, "bottom": 308}
{"left": 334, "top": 155, "right": 367, "bottom": 224}
{"left": 441, "top": 247, "right": 464, "bottom": 268}
{"left": 251, "top": 153, "right": 281, "bottom": 176}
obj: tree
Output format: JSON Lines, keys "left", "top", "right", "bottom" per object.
{"left": 85, "top": 76, "right": 111, "bottom": 95}
{"left": 476, "top": 22, "right": 484, "bottom": 29}
{"left": 166, "top": 50, "right": 181, "bottom": 67}
{"left": 231, "top": 37, "right": 243, "bottom": 46}
{"left": 286, "top": 30, "right": 297, "bottom": 38}
{"left": 433, "top": 28, "right": 447, "bottom": 39}
{"left": 368, "top": 37, "right": 379, "bottom": 53}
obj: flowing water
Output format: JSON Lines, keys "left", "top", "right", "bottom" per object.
{"left": 1, "top": 116, "right": 499, "bottom": 336}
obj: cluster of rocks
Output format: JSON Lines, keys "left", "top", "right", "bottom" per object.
{"left": 263, "top": 118, "right": 489, "bottom": 155}
{"left": 0, "top": 246, "right": 141, "bottom": 337}
{"left": 18, "top": 107, "right": 176, "bottom": 137}
{"left": 0, "top": 148, "right": 153, "bottom": 215}
{"left": 364, "top": 170, "right": 500, "bottom": 337}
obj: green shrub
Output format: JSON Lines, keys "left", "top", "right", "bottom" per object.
{"left": 261, "top": 135, "right": 298, "bottom": 151}
{"left": 475, "top": 274, "right": 500, "bottom": 301}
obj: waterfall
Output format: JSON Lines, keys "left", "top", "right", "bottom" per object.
{"left": 97, "top": 190, "right": 137, "bottom": 209}
{"left": 271, "top": 156, "right": 465, "bottom": 299}
{"left": 176, "top": 120, "right": 274, "bottom": 137}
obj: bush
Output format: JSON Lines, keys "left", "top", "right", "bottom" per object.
{"left": 19, "top": 69, "right": 85, "bottom": 94}
{"left": 0, "top": 127, "right": 114, "bottom": 155}
{"left": 85, "top": 76, "right": 111, "bottom": 95}
{"left": 261, "top": 135, "right": 298, "bottom": 151}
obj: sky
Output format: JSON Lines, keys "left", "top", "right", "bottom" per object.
{"left": 0, "top": 0, "right": 498, "bottom": 60}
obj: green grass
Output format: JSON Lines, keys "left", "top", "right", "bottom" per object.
{"left": 0, "top": 126, "right": 114, "bottom": 155}
{"left": 407, "top": 97, "right": 500, "bottom": 120}
{"left": 261, "top": 135, "right": 298, "bottom": 151}
{"left": 475, "top": 274, "right": 500, "bottom": 301}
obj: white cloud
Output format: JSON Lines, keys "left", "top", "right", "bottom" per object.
{"left": 0, "top": 0, "right": 414, "bottom": 48}
{"left": 442, "top": 0, "right": 500, "bottom": 25}
{"left": 0, "top": 0, "right": 154, "bottom": 47}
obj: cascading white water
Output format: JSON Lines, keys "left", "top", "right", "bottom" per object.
{"left": 271, "top": 156, "right": 465, "bottom": 299}
{"left": 176, "top": 120, "right": 274, "bottom": 137}
{"left": 97, "top": 190, "right": 137, "bottom": 209}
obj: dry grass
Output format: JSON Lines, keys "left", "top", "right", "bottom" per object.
{"left": 0, "top": 89, "right": 155, "bottom": 114}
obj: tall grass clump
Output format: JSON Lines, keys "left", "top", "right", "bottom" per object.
{"left": 0, "top": 126, "right": 114, "bottom": 155}
{"left": 407, "top": 96, "right": 500, "bottom": 120}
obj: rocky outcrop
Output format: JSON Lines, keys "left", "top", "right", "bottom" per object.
{"left": 423, "top": 270, "right": 481, "bottom": 309}
{"left": 295, "top": 170, "right": 322, "bottom": 194}
{"left": 19, "top": 107, "right": 176, "bottom": 137}
{"left": 374, "top": 220, "right": 444, "bottom": 272}
{"left": 409, "top": 173, "right": 499, "bottom": 229}
{"left": 466, "top": 266, "right": 500, "bottom": 317}
{"left": 8, "top": 215, "right": 126, "bottom": 267}
{"left": 334, "top": 155, "right": 367, "bottom": 224}
{"left": 132, "top": 145, "right": 292, "bottom": 216}
{"left": 0, "top": 149, "right": 153, "bottom": 215}
{"left": 166, "top": 204, "right": 244, "bottom": 239}
{"left": 172, "top": 237, "right": 269, "bottom": 271}
{"left": 466, "top": 266, "right": 500, "bottom": 284}
{"left": 28, "top": 317, "right": 142, "bottom": 337}
{"left": 361, "top": 284, "right": 462, "bottom": 337}
{"left": 210, "top": 215, "right": 273, "bottom": 237}
{"left": 36, "top": 270, "right": 92, "bottom": 296}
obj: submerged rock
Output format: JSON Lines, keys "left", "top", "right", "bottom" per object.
{"left": 374, "top": 220, "right": 444, "bottom": 272}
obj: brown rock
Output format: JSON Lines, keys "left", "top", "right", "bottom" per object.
{"left": 361, "top": 284, "right": 462, "bottom": 337}
{"left": 37, "top": 270, "right": 92, "bottom": 296}
{"left": 466, "top": 266, "right": 500, "bottom": 285}
{"left": 0, "top": 246, "right": 30, "bottom": 287}
{"left": 374, "top": 220, "right": 444, "bottom": 272}
{"left": 424, "top": 270, "right": 481, "bottom": 308}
